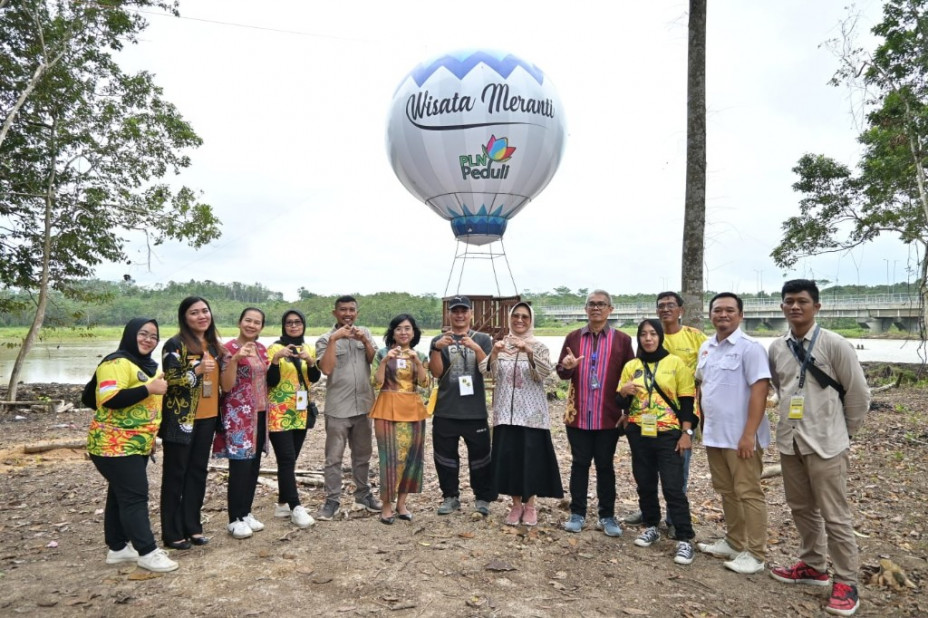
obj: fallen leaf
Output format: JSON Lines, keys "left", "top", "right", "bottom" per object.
{"left": 485, "top": 559, "right": 515, "bottom": 572}
{"left": 623, "top": 609, "right": 649, "bottom": 616}
{"left": 458, "top": 532, "right": 475, "bottom": 539}
{"left": 127, "top": 570, "right": 161, "bottom": 581}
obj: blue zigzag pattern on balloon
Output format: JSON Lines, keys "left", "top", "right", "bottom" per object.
{"left": 409, "top": 50, "right": 545, "bottom": 87}
{"left": 446, "top": 203, "right": 508, "bottom": 239}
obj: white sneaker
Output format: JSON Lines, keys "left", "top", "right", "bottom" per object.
{"left": 724, "top": 551, "right": 765, "bottom": 574}
{"left": 105, "top": 543, "right": 139, "bottom": 565}
{"left": 227, "top": 519, "right": 253, "bottom": 539}
{"left": 242, "top": 513, "right": 265, "bottom": 532}
{"left": 290, "top": 505, "right": 315, "bottom": 528}
{"left": 137, "top": 548, "right": 179, "bottom": 573}
{"left": 274, "top": 503, "right": 291, "bottom": 518}
{"left": 697, "top": 537, "right": 740, "bottom": 559}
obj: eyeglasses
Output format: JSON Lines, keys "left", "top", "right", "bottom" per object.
{"left": 137, "top": 332, "right": 159, "bottom": 342}
{"left": 511, "top": 314, "right": 531, "bottom": 321}
{"left": 657, "top": 302, "right": 679, "bottom": 310}
{"left": 285, "top": 320, "right": 303, "bottom": 326}
{"left": 586, "top": 302, "right": 609, "bottom": 309}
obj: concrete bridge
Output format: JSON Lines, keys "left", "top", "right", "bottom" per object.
{"left": 537, "top": 295, "right": 922, "bottom": 334}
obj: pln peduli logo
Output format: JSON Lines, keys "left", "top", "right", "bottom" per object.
{"left": 459, "top": 135, "right": 515, "bottom": 180}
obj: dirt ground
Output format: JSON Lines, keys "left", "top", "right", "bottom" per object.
{"left": 0, "top": 369, "right": 925, "bottom": 617}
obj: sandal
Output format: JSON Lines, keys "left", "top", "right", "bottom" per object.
{"left": 397, "top": 512, "right": 413, "bottom": 521}
{"left": 166, "top": 539, "right": 192, "bottom": 550}
{"left": 379, "top": 515, "right": 396, "bottom": 525}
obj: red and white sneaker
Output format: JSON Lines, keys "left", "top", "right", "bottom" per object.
{"left": 770, "top": 561, "right": 831, "bottom": 586}
{"left": 825, "top": 582, "right": 859, "bottom": 616}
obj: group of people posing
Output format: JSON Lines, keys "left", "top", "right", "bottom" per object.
{"left": 86, "top": 281, "right": 869, "bottom": 617}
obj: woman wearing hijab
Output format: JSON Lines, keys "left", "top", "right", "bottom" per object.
{"left": 369, "top": 314, "right": 430, "bottom": 524}
{"left": 617, "top": 319, "right": 697, "bottom": 565}
{"left": 160, "top": 296, "right": 233, "bottom": 550}
{"left": 480, "top": 302, "right": 562, "bottom": 527}
{"left": 215, "top": 307, "right": 279, "bottom": 539}
{"left": 266, "top": 309, "right": 321, "bottom": 529}
{"left": 87, "top": 318, "right": 177, "bottom": 572}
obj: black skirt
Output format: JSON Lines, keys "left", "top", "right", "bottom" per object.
{"left": 491, "top": 424, "right": 564, "bottom": 499}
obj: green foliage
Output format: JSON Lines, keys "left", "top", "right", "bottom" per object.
{"left": 772, "top": 0, "right": 928, "bottom": 281}
{"left": 0, "top": 0, "right": 219, "bottom": 300}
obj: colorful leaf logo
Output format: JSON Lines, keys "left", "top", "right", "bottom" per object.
{"left": 483, "top": 135, "right": 516, "bottom": 162}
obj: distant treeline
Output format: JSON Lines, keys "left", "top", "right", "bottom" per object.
{"left": 0, "top": 279, "right": 915, "bottom": 330}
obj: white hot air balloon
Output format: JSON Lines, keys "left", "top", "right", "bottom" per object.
{"left": 386, "top": 50, "right": 566, "bottom": 246}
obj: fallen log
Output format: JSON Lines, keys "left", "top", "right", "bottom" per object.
{"left": 207, "top": 463, "right": 323, "bottom": 478}
{"left": 23, "top": 440, "right": 86, "bottom": 454}
{"left": 257, "top": 474, "right": 324, "bottom": 489}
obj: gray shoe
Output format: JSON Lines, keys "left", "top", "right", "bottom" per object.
{"left": 623, "top": 511, "right": 644, "bottom": 525}
{"left": 596, "top": 516, "right": 623, "bottom": 537}
{"left": 436, "top": 497, "right": 460, "bottom": 515}
{"left": 474, "top": 500, "right": 490, "bottom": 516}
{"left": 563, "top": 513, "right": 585, "bottom": 533}
{"left": 316, "top": 499, "right": 340, "bottom": 521}
{"left": 355, "top": 494, "right": 382, "bottom": 513}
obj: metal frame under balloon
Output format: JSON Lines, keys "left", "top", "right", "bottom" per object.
{"left": 443, "top": 238, "right": 518, "bottom": 299}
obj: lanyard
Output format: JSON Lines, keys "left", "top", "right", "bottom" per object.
{"left": 788, "top": 325, "right": 820, "bottom": 390}
{"left": 642, "top": 360, "right": 660, "bottom": 410}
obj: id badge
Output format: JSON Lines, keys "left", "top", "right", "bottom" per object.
{"left": 788, "top": 395, "right": 804, "bottom": 420}
{"left": 296, "top": 390, "right": 308, "bottom": 411}
{"left": 641, "top": 414, "right": 658, "bottom": 437}
{"left": 458, "top": 375, "right": 474, "bottom": 396}
{"left": 396, "top": 358, "right": 407, "bottom": 369}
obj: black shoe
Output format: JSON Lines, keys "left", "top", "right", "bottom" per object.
{"left": 397, "top": 512, "right": 413, "bottom": 521}
{"left": 166, "top": 539, "right": 192, "bottom": 550}
{"left": 379, "top": 516, "right": 395, "bottom": 525}
{"left": 189, "top": 535, "right": 210, "bottom": 546}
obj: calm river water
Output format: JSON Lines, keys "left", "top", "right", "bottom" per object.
{"left": 1, "top": 335, "right": 923, "bottom": 385}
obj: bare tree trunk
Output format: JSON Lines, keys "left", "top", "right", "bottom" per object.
{"left": 7, "top": 117, "right": 57, "bottom": 400}
{"left": 681, "top": 0, "right": 707, "bottom": 328}
{"left": 0, "top": 62, "right": 45, "bottom": 149}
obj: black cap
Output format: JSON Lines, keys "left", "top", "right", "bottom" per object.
{"left": 448, "top": 295, "right": 472, "bottom": 309}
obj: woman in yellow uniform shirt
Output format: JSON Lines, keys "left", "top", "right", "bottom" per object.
{"left": 88, "top": 318, "right": 177, "bottom": 573}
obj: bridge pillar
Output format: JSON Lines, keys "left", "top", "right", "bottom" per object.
{"left": 763, "top": 318, "right": 788, "bottom": 333}
{"left": 893, "top": 317, "right": 921, "bottom": 333}
{"left": 857, "top": 318, "right": 889, "bottom": 334}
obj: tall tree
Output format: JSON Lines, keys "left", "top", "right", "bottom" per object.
{"left": 681, "top": 0, "right": 707, "bottom": 327}
{"left": 771, "top": 0, "right": 928, "bottom": 343}
{"left": 1, "top": 0, "right": 221, "bottom": 398}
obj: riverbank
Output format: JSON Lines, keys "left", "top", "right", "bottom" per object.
{"left": 0, "top": 371, "right": 924, "bottom": 616}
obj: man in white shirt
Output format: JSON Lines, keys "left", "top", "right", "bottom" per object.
{"left": 695, "top": 292, "right": 771, "bottom": 575}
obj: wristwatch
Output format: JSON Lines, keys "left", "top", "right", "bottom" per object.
{"left": 684, "top": 428, "right": 694, "bottom": 436}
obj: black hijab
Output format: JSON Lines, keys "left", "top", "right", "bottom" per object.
{"left": 276, "top": 309, "right": 306, "bottom": 346}
{"left": 637, "top": 319, "right": 670, "bottom": 364}
{"left": 104, "top": 317, "right": 160, "bottom": 377}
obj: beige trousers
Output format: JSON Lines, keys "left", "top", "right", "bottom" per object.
{"left": 706, "top": 446, "right": 768, "bottom": 560}
{"left": 781, "top": 448, "right": 858, "bottom": 585}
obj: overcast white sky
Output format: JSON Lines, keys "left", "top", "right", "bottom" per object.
{"left": 101, "top": 0, "right": 913, "bottom": 301}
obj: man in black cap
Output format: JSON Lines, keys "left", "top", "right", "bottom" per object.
{"left": 428, "top": 296, "right": 496, "bottom": 516}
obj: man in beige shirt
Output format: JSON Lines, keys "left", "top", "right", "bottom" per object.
{"left": 767, "top": 279, "right": 870, "bottom": 617}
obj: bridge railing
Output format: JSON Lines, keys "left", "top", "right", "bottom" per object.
{"left": 536, "top": 294, "right": 921, "bottom": 320}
